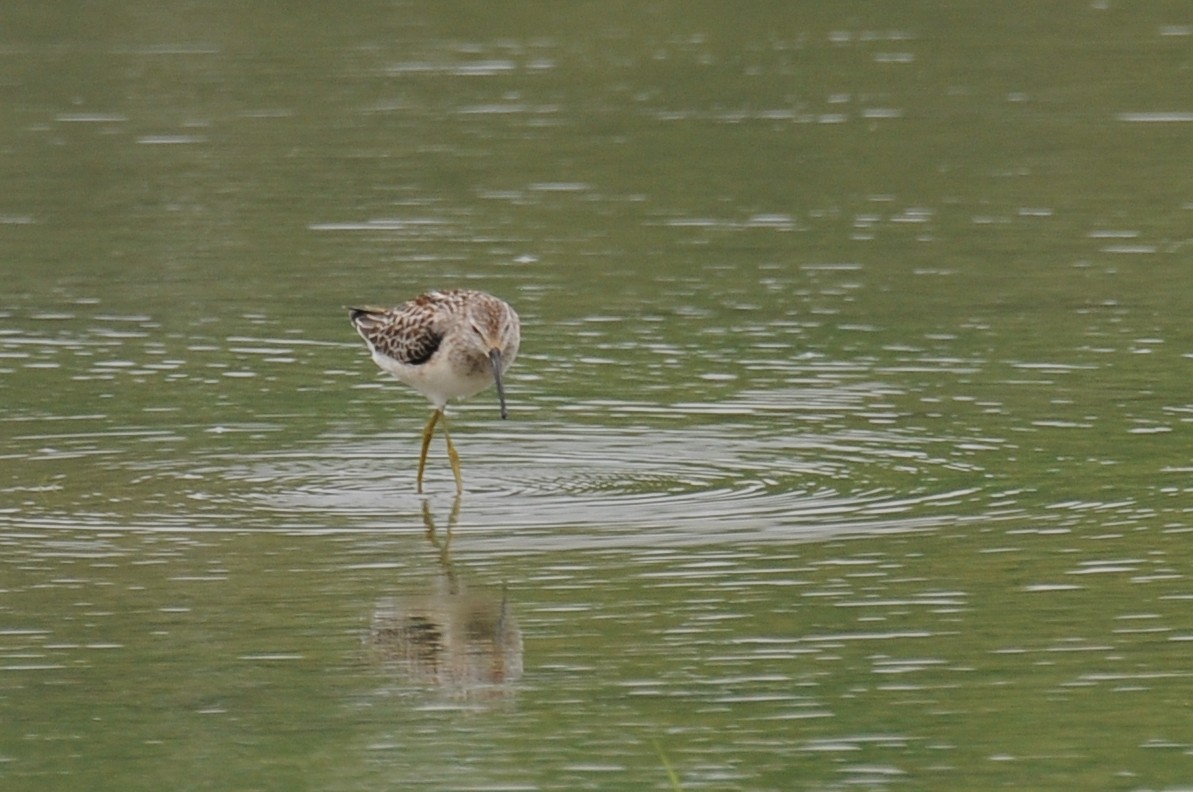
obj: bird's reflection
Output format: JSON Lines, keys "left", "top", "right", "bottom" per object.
{"left": 366, "top": 496, "right": 523, "bottom": 703}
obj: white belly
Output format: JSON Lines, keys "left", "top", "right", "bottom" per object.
{"left": 374, "top": 349, "right": 493, "bottom": 407}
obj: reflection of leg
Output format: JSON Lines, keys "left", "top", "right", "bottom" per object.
{"left": 416, "top": 409, "right": 442, "bottom": 494}
{"left": 421, "top": 498, "right": 447, "bottom": 556}
{"left": 439, "top": 413, "right": 464, "bottom": 493}
{"left": 421, "top": 498, "right": 435, "bottom": 537}
{"left": 421, "top": 495, "right": 463, "bottom": 573}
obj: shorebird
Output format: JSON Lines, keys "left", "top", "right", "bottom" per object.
{"left": 349, "top": 289, "right": 520, "bottom": 493}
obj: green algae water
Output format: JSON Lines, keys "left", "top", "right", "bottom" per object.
{"left": 4, "top": 2, "right": 1193, "bottom": 789}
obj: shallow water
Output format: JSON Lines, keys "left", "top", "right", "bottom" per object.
{"left": 4, "top": 2, "right": 1193, "bottom": 790}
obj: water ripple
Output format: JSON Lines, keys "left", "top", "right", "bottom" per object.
{"left": 197, "top": 422, "right": 990, "bottom": 547}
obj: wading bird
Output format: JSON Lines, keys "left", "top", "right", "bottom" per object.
{"left": 349, "top": 289, "right": 520, "bottom": 493}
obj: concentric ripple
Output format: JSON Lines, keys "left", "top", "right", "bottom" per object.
{"left": 204, "top": 419, "right": 990, "bottom": 547}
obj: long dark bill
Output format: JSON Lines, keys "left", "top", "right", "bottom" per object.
{"left": 489, "top": 348, "right": 509, "bottom": 419}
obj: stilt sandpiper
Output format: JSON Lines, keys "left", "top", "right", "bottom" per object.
{"left": 349, "top": 289, "right": 520, "bottom": 493}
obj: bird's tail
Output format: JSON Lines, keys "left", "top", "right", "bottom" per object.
{"left": 347, "top": 306, "right": 388, "bottom": 330}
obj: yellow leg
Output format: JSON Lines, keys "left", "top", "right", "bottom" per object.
{"left": 439, "top": 413, "right": 464, "bottom": 494}
{"left": 416, "top": 409, "right": 442, "bottom": 494}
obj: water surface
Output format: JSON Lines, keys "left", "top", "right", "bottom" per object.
{"left": 4, "top": 2, "right": 1193, "bottom": 790}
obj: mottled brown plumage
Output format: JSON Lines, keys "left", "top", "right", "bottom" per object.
{"left": 349, "top": 300, "right": 443, "bottom": 366}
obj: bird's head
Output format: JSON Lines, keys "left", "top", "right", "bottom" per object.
{"left": 464, "top": 301, "right": 520, "bottom": 419}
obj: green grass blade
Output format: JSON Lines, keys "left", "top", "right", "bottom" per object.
{"left": 651, "top": 738, "right": 683, "bottom": 791}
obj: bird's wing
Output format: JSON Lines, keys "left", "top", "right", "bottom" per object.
{"left": 349, "top": 303, "right": 443, "bottom": 366}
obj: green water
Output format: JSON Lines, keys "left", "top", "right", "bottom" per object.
{"left": 4, "top": 2, "right": 1193, "bottom": 790}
